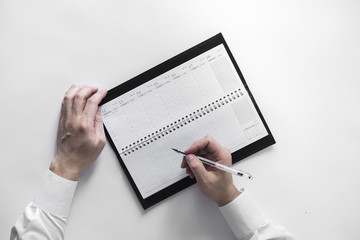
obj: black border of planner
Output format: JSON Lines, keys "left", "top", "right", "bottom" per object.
{"left": 100, "top": 33, "right": 276, "bottom": 209}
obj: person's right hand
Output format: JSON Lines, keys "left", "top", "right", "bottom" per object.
{"left": 180, "top": 135, "right": 242, "bottom": 206}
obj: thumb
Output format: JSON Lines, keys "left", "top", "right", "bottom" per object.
{"left": 186, "top": 154, "right": 208, "bottom": 181}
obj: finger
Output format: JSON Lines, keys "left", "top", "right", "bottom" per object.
{"left": 84, "top": 89, "right": 108, "bottom": 121}
{"left": 62, "top": 84, "right": 80, "bottom": 119}
{"left": 181, "top": 156, "right": 195, "bottom": 178}
{"left": 185, "top": 154, "right": 208, "bottom": 181}
{"left": 73, "top": 86, "right": 99, "bottom": 114}
{"left": 180, "top": 156, "right": 188, "bottom": 168}
{"left": 94, "top": 106, "right": 105, "bottom": 143}
{"left": 186, "top": 167, "right": 195, "bottom": 178}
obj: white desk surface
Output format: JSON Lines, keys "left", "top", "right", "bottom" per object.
{"left": 1, "top": 1, "right": 360, "bottom": 239}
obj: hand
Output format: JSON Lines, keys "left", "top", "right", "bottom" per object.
{"left": 181, "top": 135, "right": 242, "bottom": 206}
{"left": 49, "top": 84, "right": 108, "bottom": 181}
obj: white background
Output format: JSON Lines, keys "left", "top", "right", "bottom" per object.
{"left": 1, "top": 1, "right": 359, "bottom": 239}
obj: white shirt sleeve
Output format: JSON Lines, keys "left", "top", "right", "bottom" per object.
{"left": 10, "top": 170, "right": 77, "bottom": 240}
{"left": 219, "top": 190, "right": 294, "bottom": 240}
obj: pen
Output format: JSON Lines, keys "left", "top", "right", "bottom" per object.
{"left": 171, "top": 148, "right": 253, "bottom": 179}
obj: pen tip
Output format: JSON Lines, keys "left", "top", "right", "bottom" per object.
{"left": 171, "top": 148, "right": 186, "bottom": 155}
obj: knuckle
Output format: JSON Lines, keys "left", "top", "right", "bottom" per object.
{"left": 63, "top": 94, "right": 74, "bottom": 103}
{"left": 87, "top": 97, "right": 98, "bottom": 106}
{"left": 204, "top": 135, "right": 213, "bottom": 142}
{"left": 75, "top": 92, "right": 85, "bottom": 100}
{"left": 204, "top": 135, "right": 211, "bottom": 140}
{"left": 78, "top": 119, "right": 88, "bottom": 131}
{"left": 95, "top": 113, "right": 103, "bottom": 123}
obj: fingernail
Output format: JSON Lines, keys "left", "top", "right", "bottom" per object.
{"left": 185, "top": 154, "right": 194, "bottom": 162}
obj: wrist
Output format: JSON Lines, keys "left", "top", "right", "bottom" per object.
{"left": 215, "top": 184, "right": 242, "bottom": 207}
{"left": 49, "top": 157, "right": 81, "bottom": 181}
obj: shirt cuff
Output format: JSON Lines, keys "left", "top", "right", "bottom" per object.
{"left": 219, "top": 190, "right": 266, "bottom": 239}
{"left": 34, "top": 169, "right": 78, "bottom": 218}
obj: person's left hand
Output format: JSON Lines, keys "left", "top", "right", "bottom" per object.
{"left": 49, "top": 84, "right": 108, "bottom": 181}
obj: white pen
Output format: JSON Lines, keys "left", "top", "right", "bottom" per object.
{"left": 171, "top": 148, "right": 253, "bottom": 179}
